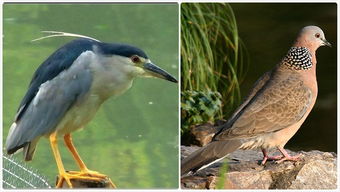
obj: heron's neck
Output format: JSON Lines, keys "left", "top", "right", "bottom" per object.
{"left": 90, "top": 56, "right": 136, "bottom": 100}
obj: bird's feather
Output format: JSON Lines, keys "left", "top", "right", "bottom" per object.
{"left": 214, "top": 71, "right": 273, "bottom": 136}
{"left": 98, "top": 42, "right": 149, "bottom": 59}
{"left": 214, "top": 69, "right": 312, "bottom": 140}
{"left": 6, "top": 51, "right": 94, "bottom": 160}
{"left": 181, "top": 140, "right": 242, "bottom": 175}
{"left": 15, "top": 39, "right": 97, "bottom": 122}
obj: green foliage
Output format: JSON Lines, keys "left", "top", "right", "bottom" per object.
{"left": 181, "top": 3, "right": 248, "bottom": 118}
{"left": 181, "top": 90, "right": 222, "bottom": 135}
{"left": 216, "top": 161, "right": 229, "bottom": 189}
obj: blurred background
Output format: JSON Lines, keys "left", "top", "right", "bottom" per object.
{"left": 3, "top": 3, "right": 179, "bottom": 188}
{"left": 181, "top": 3, "right": 336, "bottom": 153}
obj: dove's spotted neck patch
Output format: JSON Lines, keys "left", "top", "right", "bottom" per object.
{"left": 282, "top": 47, "right": 313, "bottom": 70}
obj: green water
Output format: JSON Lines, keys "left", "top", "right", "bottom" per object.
{"left": 3, "top": 4, "right": 179, "bottom": 188}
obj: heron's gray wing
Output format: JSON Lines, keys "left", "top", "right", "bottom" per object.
{"left": 15, "top": 38, "right": 97, "bottom": 121}
{"left": 214, "top": 72, "right": 312, "bottom": 140}
{"left": 6, "top": 51, "right": 94, "bottom": 156}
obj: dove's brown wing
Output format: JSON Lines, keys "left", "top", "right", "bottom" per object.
{"left": 225, "top": 71, "right": 272, "bottom": 126}
{"left": 214, "top": 71, "right": 312, "bottom": 140}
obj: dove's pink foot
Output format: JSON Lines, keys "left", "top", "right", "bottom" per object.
{"left": 261, "top": 148, "right": 301, "bottom": 165}
{"left": 275, "top": 147, "right": 301, "bottom": 164}
{"left": 261, "top": 149, "right": 283, "bottom": 165}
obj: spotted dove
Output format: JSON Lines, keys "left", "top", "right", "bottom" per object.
{"left": 181, "top": 26, "right": 331, "bottom": 175}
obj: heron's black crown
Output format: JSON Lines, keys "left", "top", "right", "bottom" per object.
{"left": 98, "top": 41, "right": 148, "bottom": 59}
{"left": 69, "top": 38, "right": 149, "bottom": 59}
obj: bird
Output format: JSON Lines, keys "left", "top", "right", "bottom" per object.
{"left": 181, "top": 26, "right": 331, "bottom": 176}
{"left": 5, "top": 32, "right": 178, "bottom": 188}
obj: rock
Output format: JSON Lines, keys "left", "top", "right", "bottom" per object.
{"left": 191, "top": 123, "right": 217, "bottom": 146}
{"left": 181, "top": 146, "right": 337, "bottom": 189}
{"left": 289, "top": 152, "right": 337, "bottom": 189}
{"left": 187, "top": 120, "right": 227, "bottom": 146}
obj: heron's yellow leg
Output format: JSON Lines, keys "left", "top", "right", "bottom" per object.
{"left": 63, "top": 134, "right": 87, "bottom": 171}
{"left": 49, "top": 132, "right": 72, "bottom": 188}
{"left": 50, "top": 132, "right": 106, "bottom": 188}
{"left": 64, "top": 134, "right": 117, "bottom": 188}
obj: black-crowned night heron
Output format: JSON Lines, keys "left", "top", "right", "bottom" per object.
{"left": 5, "top": 33, "right": 177, "bottom": 188}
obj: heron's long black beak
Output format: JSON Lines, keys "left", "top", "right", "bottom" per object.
{"left": 322, "top": 38, "right": 332, "bottom": 47}
{"left": 143, "top": 63, "right": 178, "bottom": 83}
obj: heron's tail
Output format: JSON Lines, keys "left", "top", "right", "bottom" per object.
{"left": 23, "top": 138, "right": 39, "bottom": 161}
{"left": 6, "top": 122, "right": 39, "bottom": 161}
{"left": 181, "top": 140, "right": 242, "bottom": 176}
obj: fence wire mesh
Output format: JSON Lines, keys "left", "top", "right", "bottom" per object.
{"left": 3, "top": 155, "right": 52, "bottom": 189}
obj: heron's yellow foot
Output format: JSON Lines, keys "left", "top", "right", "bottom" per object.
{"left": 67, "top": 170, "right": 103, "bottom": 178}
{"left": 56, "top": 171, "right": 103, "bottom": 188}
{"left": 79, "top": 169, "right": 117, "bottom": 188}
{"left": 64, "top": 170, "right": 117, "bottom": 188}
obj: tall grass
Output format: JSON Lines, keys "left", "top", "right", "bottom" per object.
{"left": 181, "top": 3, "right": 248, "bottom": 117}
{"left": 216, "top": 161, "right": 229, "bottom": 189}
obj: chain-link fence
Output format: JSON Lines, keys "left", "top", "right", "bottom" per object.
{"left": 3, "top": 155, "right": 52, "bottom": 189}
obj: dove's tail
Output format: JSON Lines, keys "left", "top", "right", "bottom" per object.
{"left": 181, "top": 140, "right": 242, "bottom": 176}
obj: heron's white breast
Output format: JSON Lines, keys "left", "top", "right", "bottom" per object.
{"left": 55, "top": 93, "right": 103, "bottom": 135}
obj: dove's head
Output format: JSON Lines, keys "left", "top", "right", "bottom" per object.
{"left": 294, "top": 26, "right": 331, "bottom": 51}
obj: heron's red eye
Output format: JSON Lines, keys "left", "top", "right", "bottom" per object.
{"left": 131, "top": 55, "right": 140, "bottom": 63}
{"left": 315, "top": 33, "right": 320, "bottom": 38}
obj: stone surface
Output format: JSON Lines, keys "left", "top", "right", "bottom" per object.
{"left": 184, "top": 120, "right": 226, "bottom": 146}
{"left": 190, "top": 123, "right": 217, "bottom": 146}
{"left": 181, "top": 146, "right": 337, "bottom": 189}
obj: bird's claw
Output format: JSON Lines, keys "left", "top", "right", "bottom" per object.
{"left": 79, "top": 170, "right": 117, "bottom": 188}
{"left": 56, "top": 171, "right": 102, "bottom": 188}
{"left": 275, "top": 154, "right": 301, "bottom": 164}
{"left": 68, "top": 169, "right": 107, "bottom": 178}
{"left": 56, "top": 171, "right": 116, "bottom": 188}
{"left": 261, "top": 148, "right": 302, "bottom": 165}
{"left": 261, "top": 155, "right": 283, "bottom": 165}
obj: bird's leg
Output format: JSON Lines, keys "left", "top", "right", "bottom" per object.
{"left": 275, "top": 147, "right": 301, "bottom": 164}
{"left": 50, "top": 132, "right": 73, "bottom": 188}
{"left": 63, "top": 134, "right": 116, "bottom": 188}
{"left": 50, "top": 132, "right": 103, "bottom": 188}
{"left": 260, "top": 148, "right": 283, "bottom": 165}
{"left": 63, "top": 134, "right": 90, "bottom": 173}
